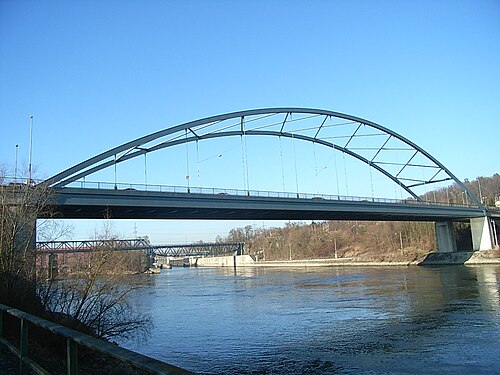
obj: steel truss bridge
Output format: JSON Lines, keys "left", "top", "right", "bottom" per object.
{"left": 36, "top": 239, "right": 244, "bottom": 257}
{"left": 36, "top": 238, "right": 150, "bottom": 253}
{"left": 32, "top": 108, "right": 497, "bottom": 228}
{"left": 149, "top": 242, "right": 244, "bottom": 257}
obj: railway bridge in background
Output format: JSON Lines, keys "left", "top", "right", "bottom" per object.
{"left": 36, "top": 239, "right": 244, "bottom": 273}
{"left": 36, "top": 238, "right": 244, "bottom": 257}
{"left": 33, "top": 108, "right": 500, "bottom": 252}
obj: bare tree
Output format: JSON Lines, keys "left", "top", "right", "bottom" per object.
{"left": 39, "top": 221, "right": 151, "bottom": 341}
{"left": 0, "top": 172, "right": 53, "bottom": 313}
{"left": 1, "top": 170, "right": 151, "bottom": 342}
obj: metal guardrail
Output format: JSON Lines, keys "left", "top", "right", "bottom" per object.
{"left": 2, "top": 176, "right": 497, "bottom": 211}
{"left": 0, "top": 303, "right": 192, "bottom": 375}
{"left": 62, "top": 180, "right": 483, "bottom": 209}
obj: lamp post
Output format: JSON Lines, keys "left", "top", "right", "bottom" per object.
{"left": 396, "top": 232, "right": 403, "bottom": 254}
{"left": 478, "top": 179, "right": 483, "bottom": 203}
{"left": 197, "top": 153, "right": 222, "bottom": 188}
{"left": 28, "top": 115, "right": 33, "bottom": 183}
{"left": 14, "top": 144, "right": 19, "bottom": 182}
{"left": 461, "top": 191, "right": 469, "bottom": 205}
{"left": 315, "top": 165, "right": 327, "bottom": 194}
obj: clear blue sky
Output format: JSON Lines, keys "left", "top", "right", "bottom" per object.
{"left": 1, "top": 0, "right": 498, "bottom": 243}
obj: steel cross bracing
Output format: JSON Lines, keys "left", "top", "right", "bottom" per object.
{"left": 36, "top": 239, "right": 244, "bottom": 257}
{"left": 43, "top": 108, "right": 484, "bottom": 210}
{"left": 149, "top": 242, "right": 244, "bottom": 257}
{"left": 36, "top": 238, "right": 151, "bottom": 253}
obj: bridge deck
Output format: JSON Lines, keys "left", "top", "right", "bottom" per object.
{"left": 45, "top": 187, "right": 490, "bottom": 222}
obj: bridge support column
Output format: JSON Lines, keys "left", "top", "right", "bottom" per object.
{"left": 471, "top": 217, "right": 497, "bottom": 251}
{"left": 48, "top": 253, "right": 58, "bottom": 280}
{"left": 435, "top": 221, "right": 457, "bottom": 253}
{"left": 146, "top": 250, "right": 155, "bottom": 269}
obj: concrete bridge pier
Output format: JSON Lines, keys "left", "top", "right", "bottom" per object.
{"left": 436, "top": 217, "right": 499, "bottom": 253}
{"left": 435, "top": 221, "right": 457, "bottom": 253}
{"left": 471, "top": 217, "right": 498, "bottom": 251}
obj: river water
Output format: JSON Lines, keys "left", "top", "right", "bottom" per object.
{"left": 119, "top": 265, "right": 500, "bottom": 374}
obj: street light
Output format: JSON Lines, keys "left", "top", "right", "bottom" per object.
{"left": 395, "top": 232, "right": 403, "bottom": 254}
{"left": 197, "top": 152, "right": 223, "bottom": 187}
{"left": 461, "top": 191, "right": 469, "bottom": 205}
{"left": 14, "top": 144, "right": 19, "bottom": 182}
{"left": 315, "top": 165, "right": 328, "bottom": 193}
{"left": 28, "top": 115, "right": 33, "bottom": 182}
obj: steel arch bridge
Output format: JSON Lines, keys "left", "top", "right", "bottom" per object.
{"left": 44, "top": 107, "right": 483, "bottom": 209}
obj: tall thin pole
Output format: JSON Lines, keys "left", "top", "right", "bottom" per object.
{"left": 478, "top": 179, "right": 483, "bottom": 203}
{"left": 28, "top": 115, "right": 33, "bottom": 182}
{"left": 114, "top": 155, "right": 117, "bottom": 189}
{"left": 185, "top": 130, "right": 190, "bottom": 193}
{"left": 144, "top": 153, "right": 148, "bottom": 188}
{"left": 14, "top": 144, "right": 19, "bottom": 182}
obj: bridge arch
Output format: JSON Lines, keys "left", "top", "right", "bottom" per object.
{"left": 44, "top": 108, "right": 483, "bottom": 208}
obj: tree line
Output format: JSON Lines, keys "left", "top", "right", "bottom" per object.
{"left": 420, "top": 174, "right": 500, "bottom": 206}
{"left": 217, "top": 174, "right": 500, "bottom": 261}
{"left": 219, "top": 220, "right": 436, "bottom": 262}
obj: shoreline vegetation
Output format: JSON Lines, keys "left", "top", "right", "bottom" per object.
{"left": 0, "top": 175, "right": 155, "bottom": 374}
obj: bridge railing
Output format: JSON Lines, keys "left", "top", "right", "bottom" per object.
{"left": 0, "top": 177, "right": 486, "bottom": 210}
{"left": 63, "top": 180, "right": 480, "bottom": 209}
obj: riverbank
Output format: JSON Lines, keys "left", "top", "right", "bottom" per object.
{"left": 194, "top": 250, "right": 500, "bottom": 268}
{"left": 253, "top": 258, "right": 412, "bottom": 267}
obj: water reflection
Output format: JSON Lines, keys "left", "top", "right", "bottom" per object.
{"left": 475, "top": 266, "right": 500, "bottom": 312}
{"left": 120, "top": 265, "right": 500, "bottom": 374}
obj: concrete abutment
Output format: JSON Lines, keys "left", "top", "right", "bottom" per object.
{"left": 471, "top": 217, "right": 499, "bottom": 251}
{"left": 436, "top": 217, "right": 499, "bottom": 253}
{"left": 435, "top": 221, "right": 457, "bottom": 253}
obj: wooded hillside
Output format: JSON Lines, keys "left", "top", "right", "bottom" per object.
{"left": 217, "top": 174, "right": 499, "bottom": 261}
